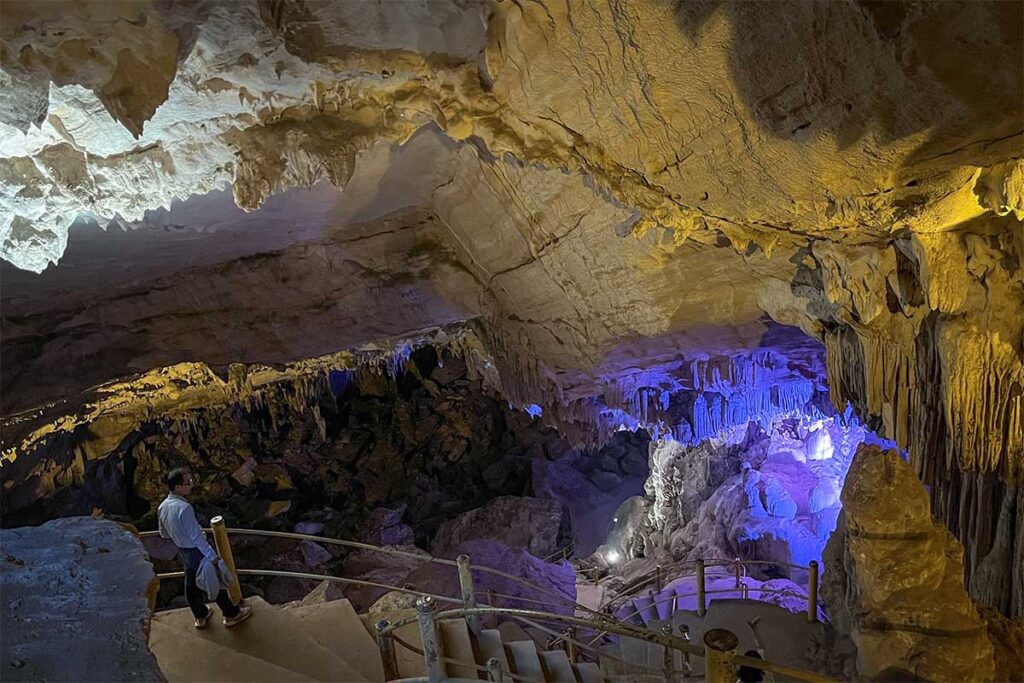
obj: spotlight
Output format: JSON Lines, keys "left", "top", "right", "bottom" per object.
{"left": 605, "top": 549, "right": 621, "bottom": 564}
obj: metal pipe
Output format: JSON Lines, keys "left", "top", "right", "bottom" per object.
{"left": 566, "top": 627, "right": 578, "bottom": 664}
{"left": 415, "top": 596, "right": 444, "bottom": 683}
{"left": 210, "top": 516, "right": 242, "bottom": 604}
{"left": 807, "top": 560, "right": 819, "bottom": 623}
{"left": 703, "top": 628, "right": 738, "bottom": 683}
{"left": 661, "top": 623, "right": 675, "bottom": 683}
{"left": 220, "top": 528, "right": 600, "bottom": 617}
{"left": 456, "top": 554, "right": 479, "bottom": 635}
{"left": 696, "top": 559, "right": 707, "bottom": 617}
{"left": 678, "top": 624, "right": 692, "bottom": 678}
{"left": 376, "top": 619, "right": 399, "bottom": 681}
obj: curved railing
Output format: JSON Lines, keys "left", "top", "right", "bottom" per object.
{"left": 599, "top": 556, "right": 819, "bottom": 619}
{"left": 138, "top": 525, "right": 613, "bottom": 623}
{"left": 142, "top": 523, "right": 836, "bottom": 682}
{"left": 378, "top": 601, "right": 840, "bottom": 683}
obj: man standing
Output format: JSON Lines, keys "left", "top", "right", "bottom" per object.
{"left": 158, "top": 468, "right": 252, "bottom": 628}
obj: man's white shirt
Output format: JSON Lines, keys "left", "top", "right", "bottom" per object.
{"left": 158, "top": 493, "right": 217, "bottom": 559}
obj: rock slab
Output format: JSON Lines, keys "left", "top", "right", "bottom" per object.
{"left": 0, "top": 517, "right": 164, "bottom": 682}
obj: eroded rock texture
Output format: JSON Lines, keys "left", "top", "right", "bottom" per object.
{"left": 0, "top": 517, "right": 163, "bottom": 682}
{"left": 822, "top": 444, "right": 996, "bottom": 682}
{"left": 1, "top": 0, "right": 1022, "bottom": 618}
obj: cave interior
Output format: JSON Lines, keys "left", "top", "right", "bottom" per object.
{"left": 0, "top": 1, "right": 1022, "bottom": 682}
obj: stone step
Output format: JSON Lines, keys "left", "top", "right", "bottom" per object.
{"left": 631, "top": 592, "right": 657, "bottom": 625}
{"left": 153, "top": 597, "right": 365, "bottom": 681}
{"left": 475, "top": 628, "right": 512, "bottom": 675}
{"left": 280, "top": 599, "right": 386, "bottom": 682}
{"left": 505, "top": 640, "right": 545, "bottom": 682}
{"left": 149, "top": 619, "right": 315, "bottom": 682}
{"left": 497, "top": 620, "right": 533, "bottom": 644}
{"left": 440, "top": 618, "right": 480, "bottom": 679}
{"left": 538, "top": 649, "right": 576, "bottom": 683}
{"left": 573, "top": 661, "right": 604, "bottom": 683}
{"left": 384, "top": 608, "right": 427, "bottom": 680}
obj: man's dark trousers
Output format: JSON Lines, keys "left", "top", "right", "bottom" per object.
{"left": 179, "top": 547, "right": 240, "bottom": 619}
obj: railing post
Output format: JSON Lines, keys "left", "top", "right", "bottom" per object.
{"left": 661, "top": 623, "right": 675, "bottom": 683}
{"left": 416, "top": 596, "right": 444, "bottom": 683}
{"left": 210, "top": 516, "right": 242, "bottom": 604}
{"left": 457, "top": 553, "right": 480, "bottom": 634}
{"left": 486, "top": 588, "right": 497, "bottom": 628}
{"left": 695, "top": 559, "right": 706, "bottom": 617}
{"left": 678, "top": 624, "right": 692, "bottom": 678}
{"left": 703, "top": 628, "right": 738, "bottom": 683}
{"left": 807, "top": 560, "right": 819, "bottom": 623}
{"left": 375, "top": 620, "right": 399, "bottom": 681}
{"left": 733, "top": 557, "right": 741, "bottom": 590}
{"left": 566, "top": 627, "right": 578, "bottom": 663}
{"left": 486, "top": 656, "right": 504, "bottom": 682}
{"left": 656, "top": 564, "right": 663, "bottom": 593}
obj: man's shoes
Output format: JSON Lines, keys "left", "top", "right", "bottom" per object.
{"left": 223, "top": 603, "right": 253, "bottom": 628}
{"left": 194, "top": 611, "right": 212, "bottom": 630}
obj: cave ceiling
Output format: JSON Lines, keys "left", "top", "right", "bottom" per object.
{"left": 0, "top": 1, "right": 1022, "bottom": 483}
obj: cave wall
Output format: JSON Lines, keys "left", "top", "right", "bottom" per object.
{"left": 1, "top": 0, "right": 1022, "bottom": 620}
{"left": 0, "top": 342, "right": 567, "bottom": 549}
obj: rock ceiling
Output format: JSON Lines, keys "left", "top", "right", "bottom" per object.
{"left": 1, "top": 1, "right": 1022, "bottom": 489}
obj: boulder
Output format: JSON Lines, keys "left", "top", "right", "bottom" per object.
{"left": 589, "top": 470, "right": 622, "bottom": 492}
{"left": 360, "top": 505, "right": 415, "bottom": 546}
{"left": 294, "top": 520, "right": 325, "bottom": 536}
{"left": 1, "top": 518, "right": 163, "bottom": 682}
{"left": 341, "top": 545, "right": 431, "bottom": 612}
{"left": 432, "top": 496, "right": 563, "bottom": 559}
{"left": 821, "top": 444, "right": 995, "bottom": 682}
{"left": 618, "top": 448, "right": 649, "bottom": 476}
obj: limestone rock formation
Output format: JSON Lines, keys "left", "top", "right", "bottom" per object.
{"left": 822, "top": 444, "right": 995, "bottom": 682}
{"left": 637, "top": 413, "right": 879, "bottom": 572}
{"left": 0, "top": 517, "right": 163, "bottom": 682}
{"left": 1, "top": 0, "right": 1022, "bottom": 622}
{"left": 432, "top": 495, "right": 565, "bottom": 559}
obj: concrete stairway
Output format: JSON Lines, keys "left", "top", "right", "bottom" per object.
{"left": 150, "top": 597, "right": 384, "bottom": 682}
{"left": 150, "top": 596, "right": 635, "bottom": 682}
{"left": 391, "top": 612, "right": 615, "bottom": 682}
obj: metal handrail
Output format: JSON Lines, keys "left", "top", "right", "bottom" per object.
{"left": 541, "top": 541, "right": 574, "bottom": 563}
{"left": 602, "top": 555, "right": 793, "bottom": 613}
{"left": 140, "top": 526, "right": 611, "bottom": 622}
{"left": 624, "top": 586, "right": 812, "bottom": 623}
{"left": 595, "top": 587, "right": 815, "bottom": 644}
{"left": 381, "top": 606, "right": 702, "bottom": 656}
{"left": 153, "top": 568, "right": 464, "bottom": 607}
{"left": 382, "top": 606, "right": 840, "bottom": 683}
{"left": 387, "top": 633, "right": 535, "bottom": 683}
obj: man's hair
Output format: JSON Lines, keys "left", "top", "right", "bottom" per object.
{"left": 165, "top": 468, "right": 191, "bottom": 491}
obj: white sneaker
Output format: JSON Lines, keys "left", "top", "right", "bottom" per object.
{"left": 194, "top": 611, "right": 212, "bottom": 629}
{"left": 223, "top": 603, "right": 253, "bottom": 628}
